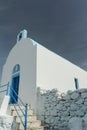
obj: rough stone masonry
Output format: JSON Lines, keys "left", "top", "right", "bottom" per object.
{"left": 37, "top": 88, "right": 87, "bottom": 130}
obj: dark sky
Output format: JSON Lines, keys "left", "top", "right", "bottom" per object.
{"left": 0, "top": 0, "right": 87, "bottom": 78}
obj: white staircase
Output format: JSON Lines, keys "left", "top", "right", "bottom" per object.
{"left": 9, "top": 104, "right": 44, "bottom": 130}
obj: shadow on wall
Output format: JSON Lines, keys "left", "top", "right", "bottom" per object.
{"left": 37, "top": 87, "right": 87, "bottom": 130}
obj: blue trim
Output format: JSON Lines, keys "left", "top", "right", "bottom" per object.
{"left": 12, "top": 64, "right": 20, "bottom": 74}
{"left": 0, "top": 83, "right": 28, "bottom": 130}
{"left": 6, "top": 82, "right": 9, "bottom": 95}
{"left": 10, "top": 75, "right": 20, "bottom": 104}
{"left": 24, "top": 104, "right": 28, "bottom": 130}
{"left": 10, "top": 85, "right": 28, "bottom": 130}
{"left": 12, "top": 71, "right": 20, "bottom": 77}
{"left": 74, "top": 78, "right": 79, "bottom": 90}
{"left": 13, "top": 104, "right": 25, "bottom": 127}
{"left": 10, "top": 91, "right": 25, "bottom": 116}
{"left": 10, "top": 87, "right": 26, "bottom": 107}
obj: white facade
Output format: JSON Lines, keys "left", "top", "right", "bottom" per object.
{"left": 1, "top": 33, "right": 87, "bottom": 111}
{"left": 37, "top": 44, "right": 87, "bottom": 92}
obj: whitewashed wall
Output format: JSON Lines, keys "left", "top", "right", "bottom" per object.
{"left": 1, "top": 38, "right": 37, "bottom": 111}
{"left": 37, "top": 44, "right": 87, "bottom": 93}
{"left": 1, "top": 37, "right": 87, "bottom": 113}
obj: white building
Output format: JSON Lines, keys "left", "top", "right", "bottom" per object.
{"left": 1, "top": 30, "right": 87, "bottom": 112}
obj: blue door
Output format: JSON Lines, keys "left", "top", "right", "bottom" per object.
{"left": 10, "top": 75, "right": 20, "bottom": 104}
{"left": 10, "top": 64, "right": 20, "bottom": 104}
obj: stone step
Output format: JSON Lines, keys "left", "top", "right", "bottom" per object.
{"left": 19, "top": 120, "right": 41, "bottom": 129}
{"left": 30, "top": 127, "right": 44, "bottom": 130}
{"left": 9, "top": 105, "right": 44, "bottom": 130}
{"left": 15, "top": 115, "right": 37, "bottom": 122}
{"left": 9, "top": 105, "right": 30, "bottom": 111}
{"left": 12, "top": 109, "right": 34, "bottom": 116}
{"left": 18, "top": 126, "right": 44, "bottom": 130}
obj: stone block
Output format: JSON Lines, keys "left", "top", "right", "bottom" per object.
{"left": 81, "top": 93, "right": 87, "bottom": 99}
{"left": 67, "top": 90, "right": 73, "bottom": 95}
{"left": 50, "top": 110, "right": 57, "bottom": 116}
{"left": 81, "top": 106, "right": 87, "bottom": 113}
{"left": 82, "top": 116, "right": 87, "bottom": 130}
{"left": 62, "top": 106, "right": 67, "bottom": 111}
{"left": 70, "top": 104, "right": 79, "bottom": 111}
{"left": 71, "top": 92, "right": 79, "bottom": 100}
{"left": 75, "top": 98, "right": 84, "bottom": 105}
{"left": 61, "top": 111, "right": 70, "bottom": 117}
{"left": 69, "top": 117, "right": 82, "bottom": 130}
{"left": 56, "top": 104, "right": 63, "bottom": 110}
{"left": 76, "top": 110, "right": 84, "bottom": 117}
{"left": 84, "top": 101, "right": 87, "bottom": 105}
{"left": 70, "top": 111, "right": 77, "bottom": 117}
{"left": 64, "top": 102, "right": 70, "bottom": 107}
{"left": 64, "top": 94, "right": 71, "bottom": 100}
{"left": 78, "top": 89, "right": 87, "bottom": 93}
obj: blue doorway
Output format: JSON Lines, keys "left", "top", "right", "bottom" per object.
{"left": 10, "top": 64, "right": 20, "bottom": 104}
{"left": 10, "top": 75, "right": 20, "bottom": 104}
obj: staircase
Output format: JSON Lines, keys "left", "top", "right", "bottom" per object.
{"left": 9, "top": 104, "right": 44, "bottom": 130}
{"left": 0, "top": 83, "right": 44, "bottom": 130}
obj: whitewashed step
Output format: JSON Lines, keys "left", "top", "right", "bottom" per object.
{"left": 30, "top": 127, "right": 44, "bottom": 130}
{"left": 18, "top": 126, "right": 44, "bottom": 130}
{"left": 19, "top": 120, "right": 41, "bottom": 129}
{"left": 12, "top": 109, "right": 34, "bottom": 116}
{"left": 16, "top": 115, "right": 37, "bottom": 122}
{"left": 9, "top": 105, "right": 29, "bottom": 111}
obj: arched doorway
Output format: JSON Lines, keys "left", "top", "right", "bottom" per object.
{"left": 10, "top": 64, "right": 20, "bottom": 104}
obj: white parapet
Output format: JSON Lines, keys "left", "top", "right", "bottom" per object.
{"left": 0, "top": 95, "right": 10, "bottom": 115}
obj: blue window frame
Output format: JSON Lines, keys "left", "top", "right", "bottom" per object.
{"left": 12, "top": 64, "right": 20, "bottom": 74}
{"left": 74, "top": 78, "right": 79, "bottom": 90}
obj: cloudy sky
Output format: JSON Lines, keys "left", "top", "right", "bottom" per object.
{"left": 0, "top": 0, "right": 87, "bottom": 78}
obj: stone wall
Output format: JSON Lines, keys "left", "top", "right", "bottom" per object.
{"left": 37, "top": 88, "right": 87, "bottom": 130}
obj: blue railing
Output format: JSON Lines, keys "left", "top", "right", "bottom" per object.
{"left": 0, "top": 83, "right": 9, "bottom": 94}
{"left": 0, "top": 82, "right": 28, "bottom": 130}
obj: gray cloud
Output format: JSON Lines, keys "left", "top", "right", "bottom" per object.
{"left": 0, "top": 0, "right": 87, "bottom": 80}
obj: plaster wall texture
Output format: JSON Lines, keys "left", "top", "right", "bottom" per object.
{"left": 37, "top": 88, "right": 87, "bottom": 130}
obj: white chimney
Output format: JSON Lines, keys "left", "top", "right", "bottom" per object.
{"left": 17, "top": 29, "right": 28, "bottom": 42}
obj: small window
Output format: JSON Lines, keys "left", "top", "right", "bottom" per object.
{"left": 17, "top": 30, "right": 27, "bottom": 42}
{"left": 19, "top": 33, "right": 22, "bottom": 41}
{"left": 74, "top": 78, "right": 79, "bottom": 90}
{"left": 12, "top": 64, "right": 20, "bottom": 75}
